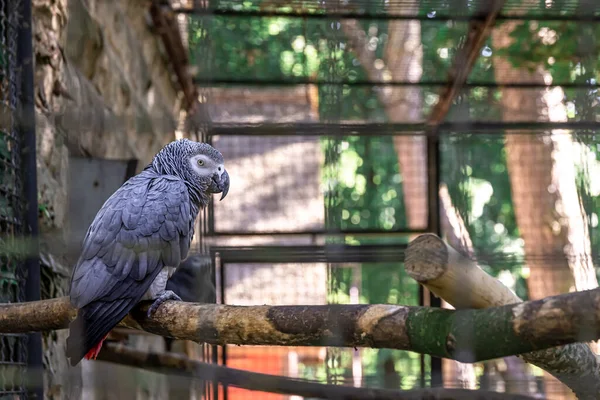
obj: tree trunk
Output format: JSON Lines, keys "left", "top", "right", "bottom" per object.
{"left": 385, "top": 20, "right": 428, "bottom": 230}
{"left": 492, "top": 21, "right": 599, "bottom": 400}
{"left": 341, "top": 14, "right": 458, "bottom": 389}
{"left": 342, "top": 8, "right": 479, "bottom": 389}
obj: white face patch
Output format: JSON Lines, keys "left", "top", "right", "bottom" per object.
{"left": 189, "top": 154, "right": 225, "bottom": 179}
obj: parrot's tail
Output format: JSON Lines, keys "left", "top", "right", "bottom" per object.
{"left": 84, "top": 334, "right": 108, "bottom": 360}
{"left": 67, "top": 298, "right": 133, "bottom": 366}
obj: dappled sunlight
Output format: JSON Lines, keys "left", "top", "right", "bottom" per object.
{"left": 212, "top": 137, "right": 325, "bottom": 233}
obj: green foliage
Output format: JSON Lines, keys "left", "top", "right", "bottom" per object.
{"left": 421, "top": 20, "right": 468, "bottom": 83}
{"left": 495, "top": 20, "right": 599, "bottom": 84}
{"left": 38, "top": 202, "right": 52, "bottom": 221}
{"left": 190, "top": 16, "right": 312, "bottom": 80}
{"left": 323, "top": 137, "right": 406, "bottom": 231}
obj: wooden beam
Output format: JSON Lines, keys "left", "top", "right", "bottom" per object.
{"left": 97, "top": 342, "right": 535, "bottom": 400}
{"left": 426, "top": 0, "right": 506, "bottom": 129}
{"left": 3, "top": 293, "right": 600, "bottom": 369}
{"left": 150, "top": 1, "right": 198, "bottom": 111}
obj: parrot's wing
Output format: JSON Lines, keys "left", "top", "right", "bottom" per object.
{"left": 66, "top": 174, "right": 195, "bottom": 364}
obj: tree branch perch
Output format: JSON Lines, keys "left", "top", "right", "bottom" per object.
{"left": 2, "top": 292, "right": 600, "bottom": 367}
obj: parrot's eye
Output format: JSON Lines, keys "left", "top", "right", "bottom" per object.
{"left": 197, "top": 159, "right": 205, "bottom": 167}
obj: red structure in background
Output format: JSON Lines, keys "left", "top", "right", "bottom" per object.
{"left": 222, "top": 346, "right": 326, "bottom": 400}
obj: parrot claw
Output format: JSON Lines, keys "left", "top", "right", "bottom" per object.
{"left": 147, "top": 290, "right": 182, "bottom": 318}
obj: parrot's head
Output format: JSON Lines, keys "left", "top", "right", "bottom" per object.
{"left": 151, "top": 139, "right": 230, "bottom": 203}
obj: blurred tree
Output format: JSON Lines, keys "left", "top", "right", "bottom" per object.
{"left": 492, "top": 18, "right": 599, "bottom": 400}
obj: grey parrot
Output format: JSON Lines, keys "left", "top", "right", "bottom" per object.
{"left": 66, "top": 139, "right": 229, "bottom": 366}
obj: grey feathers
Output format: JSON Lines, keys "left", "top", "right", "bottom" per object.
{"left": 66, "top": 139, "right": 227, "bottom": 366}
{"left": 70, "top": 172, "right": 195, "bottom": 308}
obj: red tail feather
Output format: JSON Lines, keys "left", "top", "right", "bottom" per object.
{"left": 84, "top": 334, "right": 108, "bottom": 361}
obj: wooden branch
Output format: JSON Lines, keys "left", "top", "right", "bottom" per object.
{"left": 98, "top": 343, "right": 535, "bottom": 400}
{"left": 405, "top": 234, "right": 600, "bottom": 400}
{"left": 426, "top": 0, "right": 506, "bottom": 127}
{"left": 4, "top": 292, "right": 600, "bottom": 367}
{"left": 150, "top": 2, "right": 197, "bottom": 111}
{"left": 405, "top": 234, "right": 521, "bottom": 309}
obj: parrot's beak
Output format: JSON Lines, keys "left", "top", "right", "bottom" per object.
{"left": 218, "top": 169, "right": 230, "bottom": 201}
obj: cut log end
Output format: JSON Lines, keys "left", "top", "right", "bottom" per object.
{"left": 405, "top": 233, "right": 448, "bottom": 282}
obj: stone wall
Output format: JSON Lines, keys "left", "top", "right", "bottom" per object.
{"left": 32, "top": 0, "right": 185, "bottom": 398}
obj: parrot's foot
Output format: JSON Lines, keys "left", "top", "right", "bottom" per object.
{"left": 147, "top": 290, "right": 182, "bottom": 317}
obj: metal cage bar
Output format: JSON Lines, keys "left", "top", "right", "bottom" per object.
{"left": 0, "top": 0, "right": 39, "bottom": 397}
{"left": 17, "top": 0, "right": 43, "bottom": 398}
{"left": 174, "top": 8, "right": 600, "bottom": 23}
{"left": 193, "top": 79, "right": 600, "bottom": 89}
{"left": 207, "top": 122, "right": 600, "bottom": 137}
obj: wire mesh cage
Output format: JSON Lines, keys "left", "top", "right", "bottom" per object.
{"left": 173, "top": 0, "right": 600, "bottom": 398}
{"left": 0, "top": 0, "right": 598, "bottom": 398}
{"left": 212, "top": 245, "right": 426, "bottom": 399}
{"left": 0, "top": 0, "right": 29, "bottom": 397}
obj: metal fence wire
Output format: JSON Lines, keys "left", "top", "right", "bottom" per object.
{"left": 1, "top": 0, "right": 599, "bottom": 398}
{"left": 0, "top": 0, "right": 29, "bottom": 397}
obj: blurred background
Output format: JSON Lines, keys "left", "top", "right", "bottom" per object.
{"left": 2, "top": 0, "right": 600, "bottom": 399}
